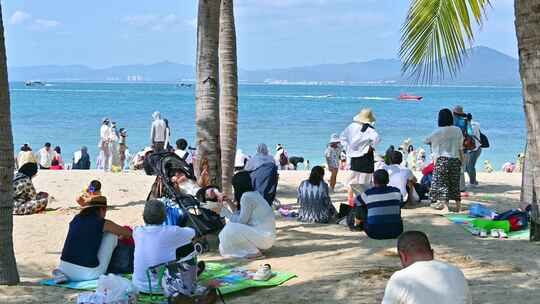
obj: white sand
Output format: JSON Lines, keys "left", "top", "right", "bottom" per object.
{"left": 1, "top": 170, "right": 538, "bottom": 303}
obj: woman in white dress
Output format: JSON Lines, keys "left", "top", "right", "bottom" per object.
{"left": 216, "top": 171, "right": 276, "bottom": 259}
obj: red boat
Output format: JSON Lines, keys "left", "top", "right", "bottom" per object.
{"left": 398, "top": 93, "right": 423, "bottom": 101}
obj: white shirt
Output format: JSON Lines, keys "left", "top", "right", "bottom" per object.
{"left": 340, "top": 122, "right": 380, "bottom": 158}
{"left": 38, "top": 147, "right": 53, "bottom": 168}
{"left": 174, "top": 149, "right": 193, "bottom": 164}
{"left": 425, "top": 126, "right": 463, "bottom": 159}
{"left": 151, "top": 119, "right": 167, "bottom": 143}
{"left": 274, "top": 149, "right": 288, "bottom": 166}
{"left": 384, "top": 164, "right": 414, "bottom": 200}
{"left": 100, "top": 125, "right": 111, "bottom": 143}
{"left": 235, "top": 150, "right": 249, "bottom": 167}
{"left": 382, "top": 260, "right": 471, "bottom": 304}
{"left": 132, "top": 225, "right": 196, "bottom": 293}
{"left": 220, "top": 191, "right": 276, "bottom": 235}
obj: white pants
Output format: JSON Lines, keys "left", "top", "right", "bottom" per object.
{"left": 101, "top": 143, "right": 112, "bottom": 171}
{"left": 346, "top": 171, "right": 372, "bottom": 187}
{"left": 219, "top": 223, "right": 275, "bottom": 258}
{"left": 59, "top": 233, "right": 118, "bottom": 281}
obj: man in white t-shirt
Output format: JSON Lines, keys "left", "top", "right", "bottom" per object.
{"left": 38, "top": 142, "right": 54, "bottom": 169}
{"left": 382, "top": 231, "right": 472, "bottom": 304}
{"left": 384, "top": 151, "right": 417, "bottom": 204}
{"left": 150, "top": 111, "right": 167, "bottom": 152}
{"left": 174, "top": 138, "right": 193, "bottom": 165}
{"left": 132, "top": 200, "right": 196, "bottom": 293}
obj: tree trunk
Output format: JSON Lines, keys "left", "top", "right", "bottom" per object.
{"left": 0, "top": 3, "right": 20, "bottom": 285}
{"left": 196, "top": 0, "right": 222, "bottom": 186}
{"left": 515, "top": 0, "right": 540, "bottom": 241}
{"left": 219, "top": 0, "right": 238, "bottom": 198}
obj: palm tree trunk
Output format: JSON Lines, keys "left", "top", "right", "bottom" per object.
{"left": 515, "top": 0, "right": 540, "bottom": 241}
{"left": 196, "top": 0, "right": 222, "bottom": 186}
{"left": 0, "top": 3, "right": 20, "bottom": 285}
{"left": 219, "top": 0, "right": 238, "bottom": 198}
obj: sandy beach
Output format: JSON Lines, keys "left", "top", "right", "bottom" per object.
{"left": 1, "top": 170, "right": 538, "bottom": 304}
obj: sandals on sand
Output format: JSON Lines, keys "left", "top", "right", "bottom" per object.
{"left": 253, "top": 264, "right": 273, "bottom": 281}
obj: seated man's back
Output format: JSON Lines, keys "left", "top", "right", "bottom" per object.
{"left": 358, "top": 185, "right": 403, "bottom": 239}
{"left": 382, "top": 260, "right": 471, "bottom": 304}
{"left": 132, "top": 224, "right": 195, "bottom": 293}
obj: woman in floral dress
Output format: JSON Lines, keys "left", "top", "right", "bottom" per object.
{"left": 13, "top": 162, "right": 49, "bottom": 215}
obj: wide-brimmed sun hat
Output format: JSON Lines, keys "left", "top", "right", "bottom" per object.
{"left": 353, "top": 108, "right": 376, "bottom": 124}
{"left": 82, "top": 195, "right": 107, "bottom": 209}
{"left": 329, "top": 134, "right": 340, "bottom": 144}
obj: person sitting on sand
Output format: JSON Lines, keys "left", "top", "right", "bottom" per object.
{"left": 297, "top": 166, "right": 336, "bottom": 223}
{"left": 57, "top": 196, "right": 132, "bottom": 281}
{"left": 425, "top": 109, "right": 464, "bottom": 212}
{"left": 12, "top": 162, "right": 50, "bottom": 215}
{"left": 76, "top": 180, "right": 102, "bottom": 208}
{"left": 72, "top": 146, "right": 91, "bottom": 170}
{"left": 17, "top": 143, "right": 37, "bottom": 168}
{"left": 382, "top": 231, "right": 471, "bottom": 304}
{"left": 244, "top": 143, "right": 275, "bottom": 171}
{"left": 353, "top": 169, "right": 403, "bottom": 239}
{"left": 214, "top": 171, "right": 276, "bottom": 259}
{"left": 384, "top": 151, "right": 417, "bottom": 205}
{"left": 174, "top": 138, "right": 193, "bottom": 165}
{"left": 132, "top": 199, "right": 197, "bottom": 293}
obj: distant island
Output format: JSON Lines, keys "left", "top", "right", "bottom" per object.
{"left": 9, "top": 46, "right": 520, "bottom": 86}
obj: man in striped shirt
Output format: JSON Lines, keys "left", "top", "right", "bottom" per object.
{"left": 354, "top": 169, "right": 404, "bottom": 239}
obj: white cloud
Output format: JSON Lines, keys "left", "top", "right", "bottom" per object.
{"left": 34, "top": 19, "right": 61, "bottom": 29}
{"left": 10, "top": 10, "right": 31, "bottom": 25}
{"left": 122, "top": 14, "right": 192, "bottom": 31}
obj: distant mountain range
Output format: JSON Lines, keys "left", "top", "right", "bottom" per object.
{"left": 9, "top": 46, "right": 520, "bottom": 86}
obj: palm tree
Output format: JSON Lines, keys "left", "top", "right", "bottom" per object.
{"left": 219, "top": 0, "right": 239, "bottom": 198}
{"left": 0, "top": 4, "right": 20, "bottom": 285}
{"left": 196, "top": 0, "right": 222, "bottom": 186}
{"left": 400, "top": 0, "right": 540, "bottom": 240}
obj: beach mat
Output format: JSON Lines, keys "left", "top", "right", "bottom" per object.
{"left": 40, "top": 262, "right": 296, "bottom": 301}
{"left": 444, "top": 214, "right": 530, "bottom": 239}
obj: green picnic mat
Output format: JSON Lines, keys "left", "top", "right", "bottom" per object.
{"left": 40, "top": 262, "right": 296, "bottom": 303}
{"left": 444, "top": 214, "right": 530, "bottom": 239}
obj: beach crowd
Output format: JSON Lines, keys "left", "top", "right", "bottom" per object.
{"left": 10, "top": 105, "right": 515, "bottom": 303}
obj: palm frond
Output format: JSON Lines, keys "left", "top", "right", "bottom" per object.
{"left": 399, "top": 0, "right": 490, "bottom": 83}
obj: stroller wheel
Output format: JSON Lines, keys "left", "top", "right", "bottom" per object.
{"left": 194, "top": 241, "right": 208, "bottom": 254}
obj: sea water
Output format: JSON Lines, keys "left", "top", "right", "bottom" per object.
{"left": 10, "top": 82, "right": 524, "bottom": 170}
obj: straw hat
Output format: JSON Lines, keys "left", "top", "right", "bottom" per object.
{"left": 82, "top": 195, "right": 107, "bottom": 209}
{"left": 329, "top": 134, "right": 340, "bottom": 144}
{"left": 353, "top": 108, "right": 376, "bottom": 124}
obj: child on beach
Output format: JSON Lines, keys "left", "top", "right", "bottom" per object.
{"left": 325, "top": 134, "right": 341, "bottom": 191}
{"left": 76, "top": 180, "right": 102, "bottom": 208}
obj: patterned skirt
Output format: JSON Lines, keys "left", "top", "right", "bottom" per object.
{"left": 431, "top": 157, "right": 462, "bottom": 202}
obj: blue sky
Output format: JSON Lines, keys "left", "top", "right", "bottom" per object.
{"left": 2, "top": 0, "right": 517, "bottom": 69}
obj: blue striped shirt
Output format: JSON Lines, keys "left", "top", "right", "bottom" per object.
{"left": 356, "top": 186, "right": 404, "bottom": 239}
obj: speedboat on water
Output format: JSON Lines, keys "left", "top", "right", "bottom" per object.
{"left": 398, "top": 93, "right": 423, "bottom": 101}
{"left": 25, "top": 80, "right": 46, "bottom": 86}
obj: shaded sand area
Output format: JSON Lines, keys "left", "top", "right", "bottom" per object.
{"left": 1, "top": 170, "right": 540, "bottom": 303}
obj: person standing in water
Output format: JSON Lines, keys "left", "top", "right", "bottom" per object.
{"left": 99, "top": 118, "right": 112, "bottom": 172}
{"left": 340, "top": 108, "right": 380, "bottom": 206}
{"left": 150, "top": 111, "right": 167, "bottom": 152}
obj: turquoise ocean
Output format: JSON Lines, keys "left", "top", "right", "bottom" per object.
{"left": 10, "top": 82, "right": 524, "bottom": 170}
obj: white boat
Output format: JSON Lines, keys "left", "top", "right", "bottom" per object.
{"left": 25, "top": 80, "right": 46, "bottom": 86}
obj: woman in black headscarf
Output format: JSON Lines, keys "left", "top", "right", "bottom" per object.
{"left": 215, "top": 171, "right": 277, "bottom": 258}
{"left": 13, "top": 162, "right": 50, "bottom": 215}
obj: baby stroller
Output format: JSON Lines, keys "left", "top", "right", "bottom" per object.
{"left": 145, "top": 152, "right": 225, "bottom": 253}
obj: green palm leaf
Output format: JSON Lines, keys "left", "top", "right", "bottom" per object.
{"left": 400, "top": 0, "right": 491, "bottom": 83}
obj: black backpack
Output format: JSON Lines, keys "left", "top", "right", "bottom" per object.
{"left": 479, "top": 132, "right": 490, "bottom": 149}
